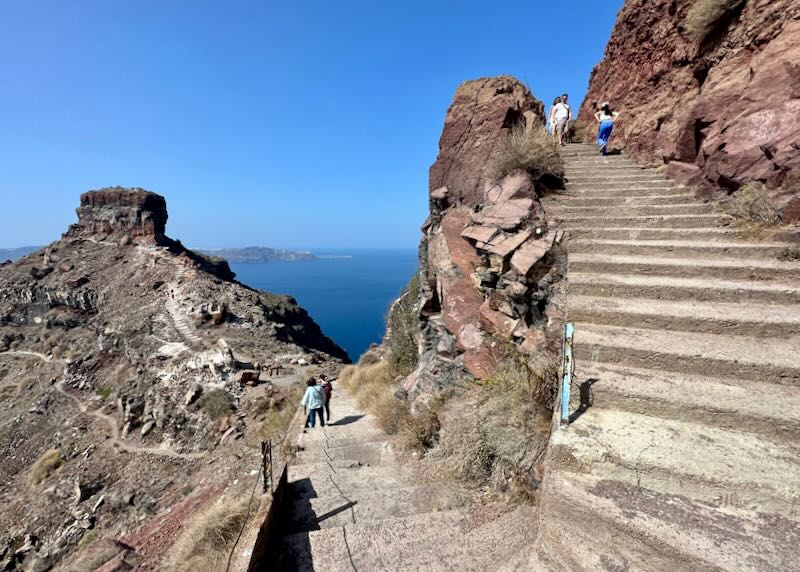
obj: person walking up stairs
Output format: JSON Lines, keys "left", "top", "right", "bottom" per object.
{"left": 533, "top": 143, "right": 800, "bottom": 570}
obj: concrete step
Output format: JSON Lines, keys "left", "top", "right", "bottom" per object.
{"left": 299, "top": 426, "right": 391, "bottom": 449}
{"left": 570, "top": 363, "right": 800, "bottom": 441}
{"left": 569, "top": 294, "right": 800, "bottom": 336}
{"left": 283, "top": 483, "right": 452, "bottom": 534}
{"left": 562, "top": 182, "right": 682, "bottom": 194}
{"left": 564, "top": 166, "right": 652, "bottom": 175}
{"left": 569, "top": 252, "right": 800, "bottom": 280}
{"left": 550, "top": 409, "right": 800, "bottom": 518}
{"left": 532, "top": 471, "right": 799, "bottom": 571}
{"left": 568, "top": 272, "right": 800, "bottom": 305}
{"left": 548, "top": 203, "right": 712, "bottom": 216}
{"left": 554, "top": 214, "right": 730, "bottom": 228}
{"left": 547, "top": 193, "right": 696, "bottom": 206}
{"left": 287, "top": 462, "right": 420, "bottom": 499}
{"left": 567, "top": 174, "right": 667, "bottom": 184}
{"left": 564, "top": 226, "right": 741, "bottom": 241}
{"left": 274, "top": 504, "right": 537, "bottom": 572}
{"left": 572, "top": 322, "right": 800, "bottom": 385}
{"left": 293, "top": 440, "right": 396, "bottom": 466}
{"left": 569, "top": 238, "right": 794, "bottom": 260}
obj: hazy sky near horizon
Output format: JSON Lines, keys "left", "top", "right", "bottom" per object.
{"left": 1, "top": 1, "right": 623, "bottom": 250}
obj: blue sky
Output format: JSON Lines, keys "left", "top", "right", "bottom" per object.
{"left": 1, "top": 0, "right": 623, "bottom": 250}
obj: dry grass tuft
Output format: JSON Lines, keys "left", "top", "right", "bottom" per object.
{"left": 685, "top": 0, "right": 746, "bottom": 39}
{"left": 491, "top": 124, "right": 565, "bottom": 184}
{"left": 341, "top": 360, "right": 439, "bottom": 453}
{"left": 255, "top": 384, "right": 303, "bottom": 443}
{"left": 29, "top": 448, "right": 63, "bottom": 486}
{"left": 165, "top": 495, "right": 251, "bottom": 572}
{"left": 717, "top": 182, "right": 782, "bottom": 237}
{"left": 198, "top": 389, "right": 234, "bottom": 420}
{"left": 387, "top": 273, "right": 421, "bottom": 377}
{"left": 429, "top": 352, "right": 559, "bottom": 499}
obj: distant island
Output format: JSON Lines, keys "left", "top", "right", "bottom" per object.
{"left": 197, "top": 246, "right": 318, "bottom": 263}
{"left": 1, "top": 244, "right": 346, "bottom": 264}
{"left": 0, "top": 246, "right": 41, "bottom": 262}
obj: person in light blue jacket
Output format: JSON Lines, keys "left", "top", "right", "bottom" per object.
{"left": 301, "top": 377, "right": 326, "bottom": 428}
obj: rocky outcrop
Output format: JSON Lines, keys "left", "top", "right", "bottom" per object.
{"left": 65, "top": 187, "right": 169, "bottom": 244}
{"left": 579, "top": 0, "right": 800, "bottom": 218}
{"left": 0, "top": 189, "right": 346, "bottom": 571}
{"left": 408, "top": 76, "right": 566, "bottom": 392}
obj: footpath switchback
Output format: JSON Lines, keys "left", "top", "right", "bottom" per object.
{"left": 533, "top": 144, "right": 800, "bottom": 570}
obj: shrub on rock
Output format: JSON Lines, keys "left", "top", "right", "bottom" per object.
{"left": 491, "top": 124, "right": 564, "bottom": 185}
{"left": 29, "top": 448, "right": 63, "bottom": 485}
{"left": 685, "top": 0, "right": 747, "bottom": 39}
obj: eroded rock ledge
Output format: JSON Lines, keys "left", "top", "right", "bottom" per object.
{"left": 65, "top": 187, "right": 169, "bottom": 244}
{"left": 406, "top": 76, "right": 565, "bottom": 394}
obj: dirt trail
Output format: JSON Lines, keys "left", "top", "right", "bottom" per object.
{"left": 1, "top": 350, "right": 205, "bottom": 460}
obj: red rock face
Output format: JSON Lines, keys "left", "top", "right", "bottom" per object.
{"left": 580, "top": 0, "right": 800, "bottom": 218}
{"left": 66, "top": 188, "right": 169, "bottom": 243}
{"left": 430, "top": 76, "right": 545, "bottom": 208}
{"left": 414, "top": 76, "right": 565, "bottom": 384}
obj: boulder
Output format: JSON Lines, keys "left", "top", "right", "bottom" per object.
{"left": 66, "top": 275, "right": 90, "bottom": 289}
{"left": 485, "top": 170, "right": 536, "bottom": 204}
{"left": 510, "top": 233, "right": 554, "bottom": 276}
{"left": 429, "top": 76, "right": 546, "bottom": 208}
{"left": 461, "top": 225, "right": 499, "bottom": 244}
{"left": 463, "top": 346, "right": 499, "bottom": 379}
{"left": 238, "top": 370, "right": 260, "bottom": 386}
{"left": 472, "top": 199, "right": 533, "bottom": 230}
{"left": 30, "top": 266, "right": 53, "bottom": 280}
{"left": 483, "top": 229, "right": 532, "bottom": 258}
{"left": 479, "top": 301, "right": 518, "bottom": 339}
{"left": 520, "top": 329, "right": 546, "bottom": 354}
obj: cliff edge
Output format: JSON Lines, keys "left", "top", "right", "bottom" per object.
{"left": 0, "top": 188, "right": 346, "bottom": 571}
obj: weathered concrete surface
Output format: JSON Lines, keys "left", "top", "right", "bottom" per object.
{"left": 270, "top": 390, "right": 538, "bottom": 571}
{"left": 531, "top": 144, "right": 800, "bottom": 570}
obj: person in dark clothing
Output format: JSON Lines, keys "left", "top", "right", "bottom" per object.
{"left": 320, "top": 374, "right": 333, "bottom": 422}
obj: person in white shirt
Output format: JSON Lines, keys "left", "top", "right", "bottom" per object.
{"left": 548, "top": 96, "right": 562, "bottom": 139}
{"left": 552, "top": 93, "right": 571, "bottom": 146}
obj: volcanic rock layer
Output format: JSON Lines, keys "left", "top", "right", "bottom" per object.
{"left": 0, "top": 188, "right": 346, "bottom": 570}
{"left": 579, "top": 0, "right": 800, "bottom": 219}
{"left": 407, "top": 76, "right": 566, "bottom": 393}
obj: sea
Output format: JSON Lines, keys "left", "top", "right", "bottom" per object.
{"left": 230, "top": 249, "right": 419, "bottom": 362}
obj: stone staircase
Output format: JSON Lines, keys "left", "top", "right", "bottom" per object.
{"left": 271, "top": 390, "right": 538, "bottom": 571}
{"left": 164, "top": 264, "right": 205, "bottom": 348}
{"left": 533, "top": 144, "right": 800, "bottom": 570}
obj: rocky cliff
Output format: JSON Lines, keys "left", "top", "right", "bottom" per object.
{"left": 405, "top": 76, "right": 566, "bottom": 393}
{"left": 0, "top": 189, "right": 345, "bottom": 571}
{"left": 579, "top": 0, "right": 800, "bottom": 219}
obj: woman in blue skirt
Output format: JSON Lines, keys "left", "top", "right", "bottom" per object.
{"left": 594, "top": 102, "right": 620, "bottom": 155}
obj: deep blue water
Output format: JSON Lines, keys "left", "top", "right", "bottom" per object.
{"left": 231, "top": 249, "right": 418, "bottom": 361}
